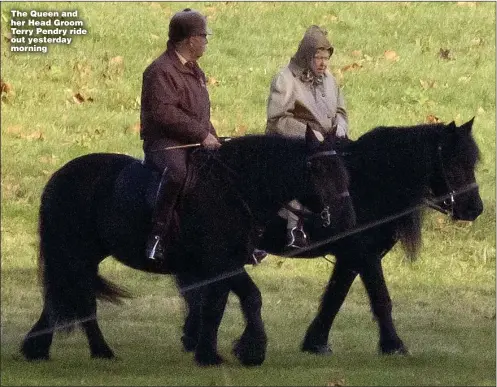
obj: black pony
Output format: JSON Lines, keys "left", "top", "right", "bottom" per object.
{"left": 176, "top": 118, "right": 483, "bottom": 356}
{"left": 21, "top": 128, "right": 356, "bottom": 366}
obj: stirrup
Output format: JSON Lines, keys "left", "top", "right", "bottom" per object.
{"left": 287, "top": 227, "right": 308, "bottom": 249}
{"left": 147, "top": 235, "right": 164, "bottom": 261}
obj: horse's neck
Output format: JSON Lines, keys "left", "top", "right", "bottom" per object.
{"left": 353, "top": 129, "right": 435, "bottom": 206}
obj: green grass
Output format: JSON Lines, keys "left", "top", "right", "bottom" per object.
{"left": 1, "top": 2, "right": 495, "bottom": 386}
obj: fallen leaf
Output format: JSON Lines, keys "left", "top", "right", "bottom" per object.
{"left": 5, "top": 125, "right": 22, "bottom": 135}
{"left": 341, "top": 62, "right": 362, "bottom": 72}
{"left": 109, "top": 56, "right": 124, "bottom": 66}
{"left": 126, "top": 122, "right": 141, "bottom": 134}
{"left": 438, "top": 48, "right": 452, "bottom": 60}
{"left": 1, "top": 79, "right": 12, "bottom": 94}
{"left": 384, "top": 50, "right": 399, "bottom": 61}
{"left": 21, "top": 131, "right": 44, "bottom": 141}
{"left": 234, "top": 124, "right": 248, "bottom": 135}
{"left": 351, "top": 50, "right": 362, "bottom": 58}
{"left": 208, "top": 77, "right": 219, "bottom": 86}
{"left": 426, "top": 114, "right": 441, "bottom": 123}
{"left": 72, "top": 92, "right": 94, "bottom": 104}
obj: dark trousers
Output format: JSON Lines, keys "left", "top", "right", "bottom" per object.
{"left": 144, "top": 146, "right": 189, "bottom": 238}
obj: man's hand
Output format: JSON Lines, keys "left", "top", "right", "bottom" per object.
{"left": 201, "top": 133, "right": 222, "bottom": 150}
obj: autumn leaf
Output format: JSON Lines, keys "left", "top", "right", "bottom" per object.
{"left": 234, "top": 124, "right": 248, "bottom": 135}
{"left": 208, "top": 76, "right": 219, "bottom": 86}
{"left": 71, "top": 92, "right": 93, "bottom": 104}
{"left": 5, "top": 125, "right": 22, "bottom": 135}
{"left": 109, "top": 56, "right": 124, "bottom": 66}
{"left": 426, "top": 114, "right": 441, "bottom": 123}
{"left": 21, "top": 131, "right": 44, "bottom": 141}
{"left": 341, "top": 63, "right": 362, "bottom": 72}
{"left": 126, "top": 122, "right": 141, "bottom": 134}
{"left": 1, "top": 79, "right": 12, "bottom": 94}
{"left": 438, "top": 48, "right": 452, "bottom": 60}
{"left": 384, "top": 50, "right": 399, "bottom": 61}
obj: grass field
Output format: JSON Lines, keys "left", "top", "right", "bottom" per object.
{"left": 1, "top": 2, "right": 495, "bottom": 386}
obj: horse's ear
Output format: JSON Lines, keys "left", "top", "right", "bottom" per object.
{"left": 460, "top": 117, "right": 475, "bottom": 134}
{"left": 447, "top": 121, "right": 457, "bottom": 129}
{"left": 305, "top": 125, "right": 321, "bottom": 150}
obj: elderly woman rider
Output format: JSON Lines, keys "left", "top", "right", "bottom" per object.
{"left": 266, "top": 25, "right": 349, "bottom": 248}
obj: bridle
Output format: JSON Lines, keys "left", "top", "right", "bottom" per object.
{"left": 292, "top": 149, "right": 351, "bottom": 228}
{"left": 424, "top": 144, "right": 478, "bottom": 217}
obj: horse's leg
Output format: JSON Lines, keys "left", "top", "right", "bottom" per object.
{"left": 302, "top": 257, "right": 357, "bottom": 354}
{"left": 195, "top": 279, "right": 230, "bottom": 366}
{"left": 229, "top": 270, "right": 267, "bottom": 366}
{"left": 175, "top": 273, "right": 203, "bottom": 352}
{"left": 81, "top": 314, "right": 114, "bottom": 359}
{"left": 21, "top": 308, "right": 53, "bottom": 360}
{"left": 359, "top": 258, "right": 408, "bottom": 355}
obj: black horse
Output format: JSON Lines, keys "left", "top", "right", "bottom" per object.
{"left": 21, "top": 127, "right": 356, "bottom": 366}
{"left": 176, "top": 118, "right": 483, "bottom": 356}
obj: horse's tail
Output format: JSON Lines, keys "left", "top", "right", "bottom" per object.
{"left": 38, "top": 154, "right": 133, "bottom": 330}
{"left": 94, "top": 275, "right": 132, "bottom": 302}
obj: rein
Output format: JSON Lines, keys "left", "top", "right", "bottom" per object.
{"left": 208, "top": 147, "right": 345, "bottom": 229}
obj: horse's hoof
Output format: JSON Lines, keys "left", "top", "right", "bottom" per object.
{"left": 379, "top": 340, "right": 410, "bottom": 356}
{"left": 22, "top": 351, "right": 50, "bottom": 361}
{"left": 301, "top": 343, "right": 333, "bottom": 355}
{"left": 91, "top": 348, "right": 115, "bottom": 359}
{"left": 195, "top": 351, "right": 224, "bottom": 366}
{"left": 20, "top": 343, "right": 50, "bottom": 361}
{"left": 232, "top": 337, "right": 266, "bottom": 366}
{"left": 181, "top": 335, "right": 197, "bottom": 352}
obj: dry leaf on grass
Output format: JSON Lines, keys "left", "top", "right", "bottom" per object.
{"left": 71, "top": 92, "right": 94, "bottom": 104}
{"left": 208, "top": 77, "right": 219, "bottom": 86}
{"left": 341, "top": 63, "right": 362, "bottom": 72}
{"left": 384, "top": 50, "right": 399, "bottom": 61}
{"left": 126, "top": 122, "right": 141, "bottom": 134}
{"left": 1, "top": 79, "right": 13, "bottom": 94}
{"left": 234, "top": 124, "right": 248, "bottom": 135}
{"left": 426, "top": 114, "right": 441, "bottom": 123}
{"left": 20, "top": 131, "right": 44, "bottom": 141}
{"left": 5, "top": 125, "right": 22, "bottom": 135}
{"left": 438, "top": 48, "right": 452, "bottom": 60}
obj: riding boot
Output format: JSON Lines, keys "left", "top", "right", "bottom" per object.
{"left": 146, "top": 169, "right": 183, "bottom": 261}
